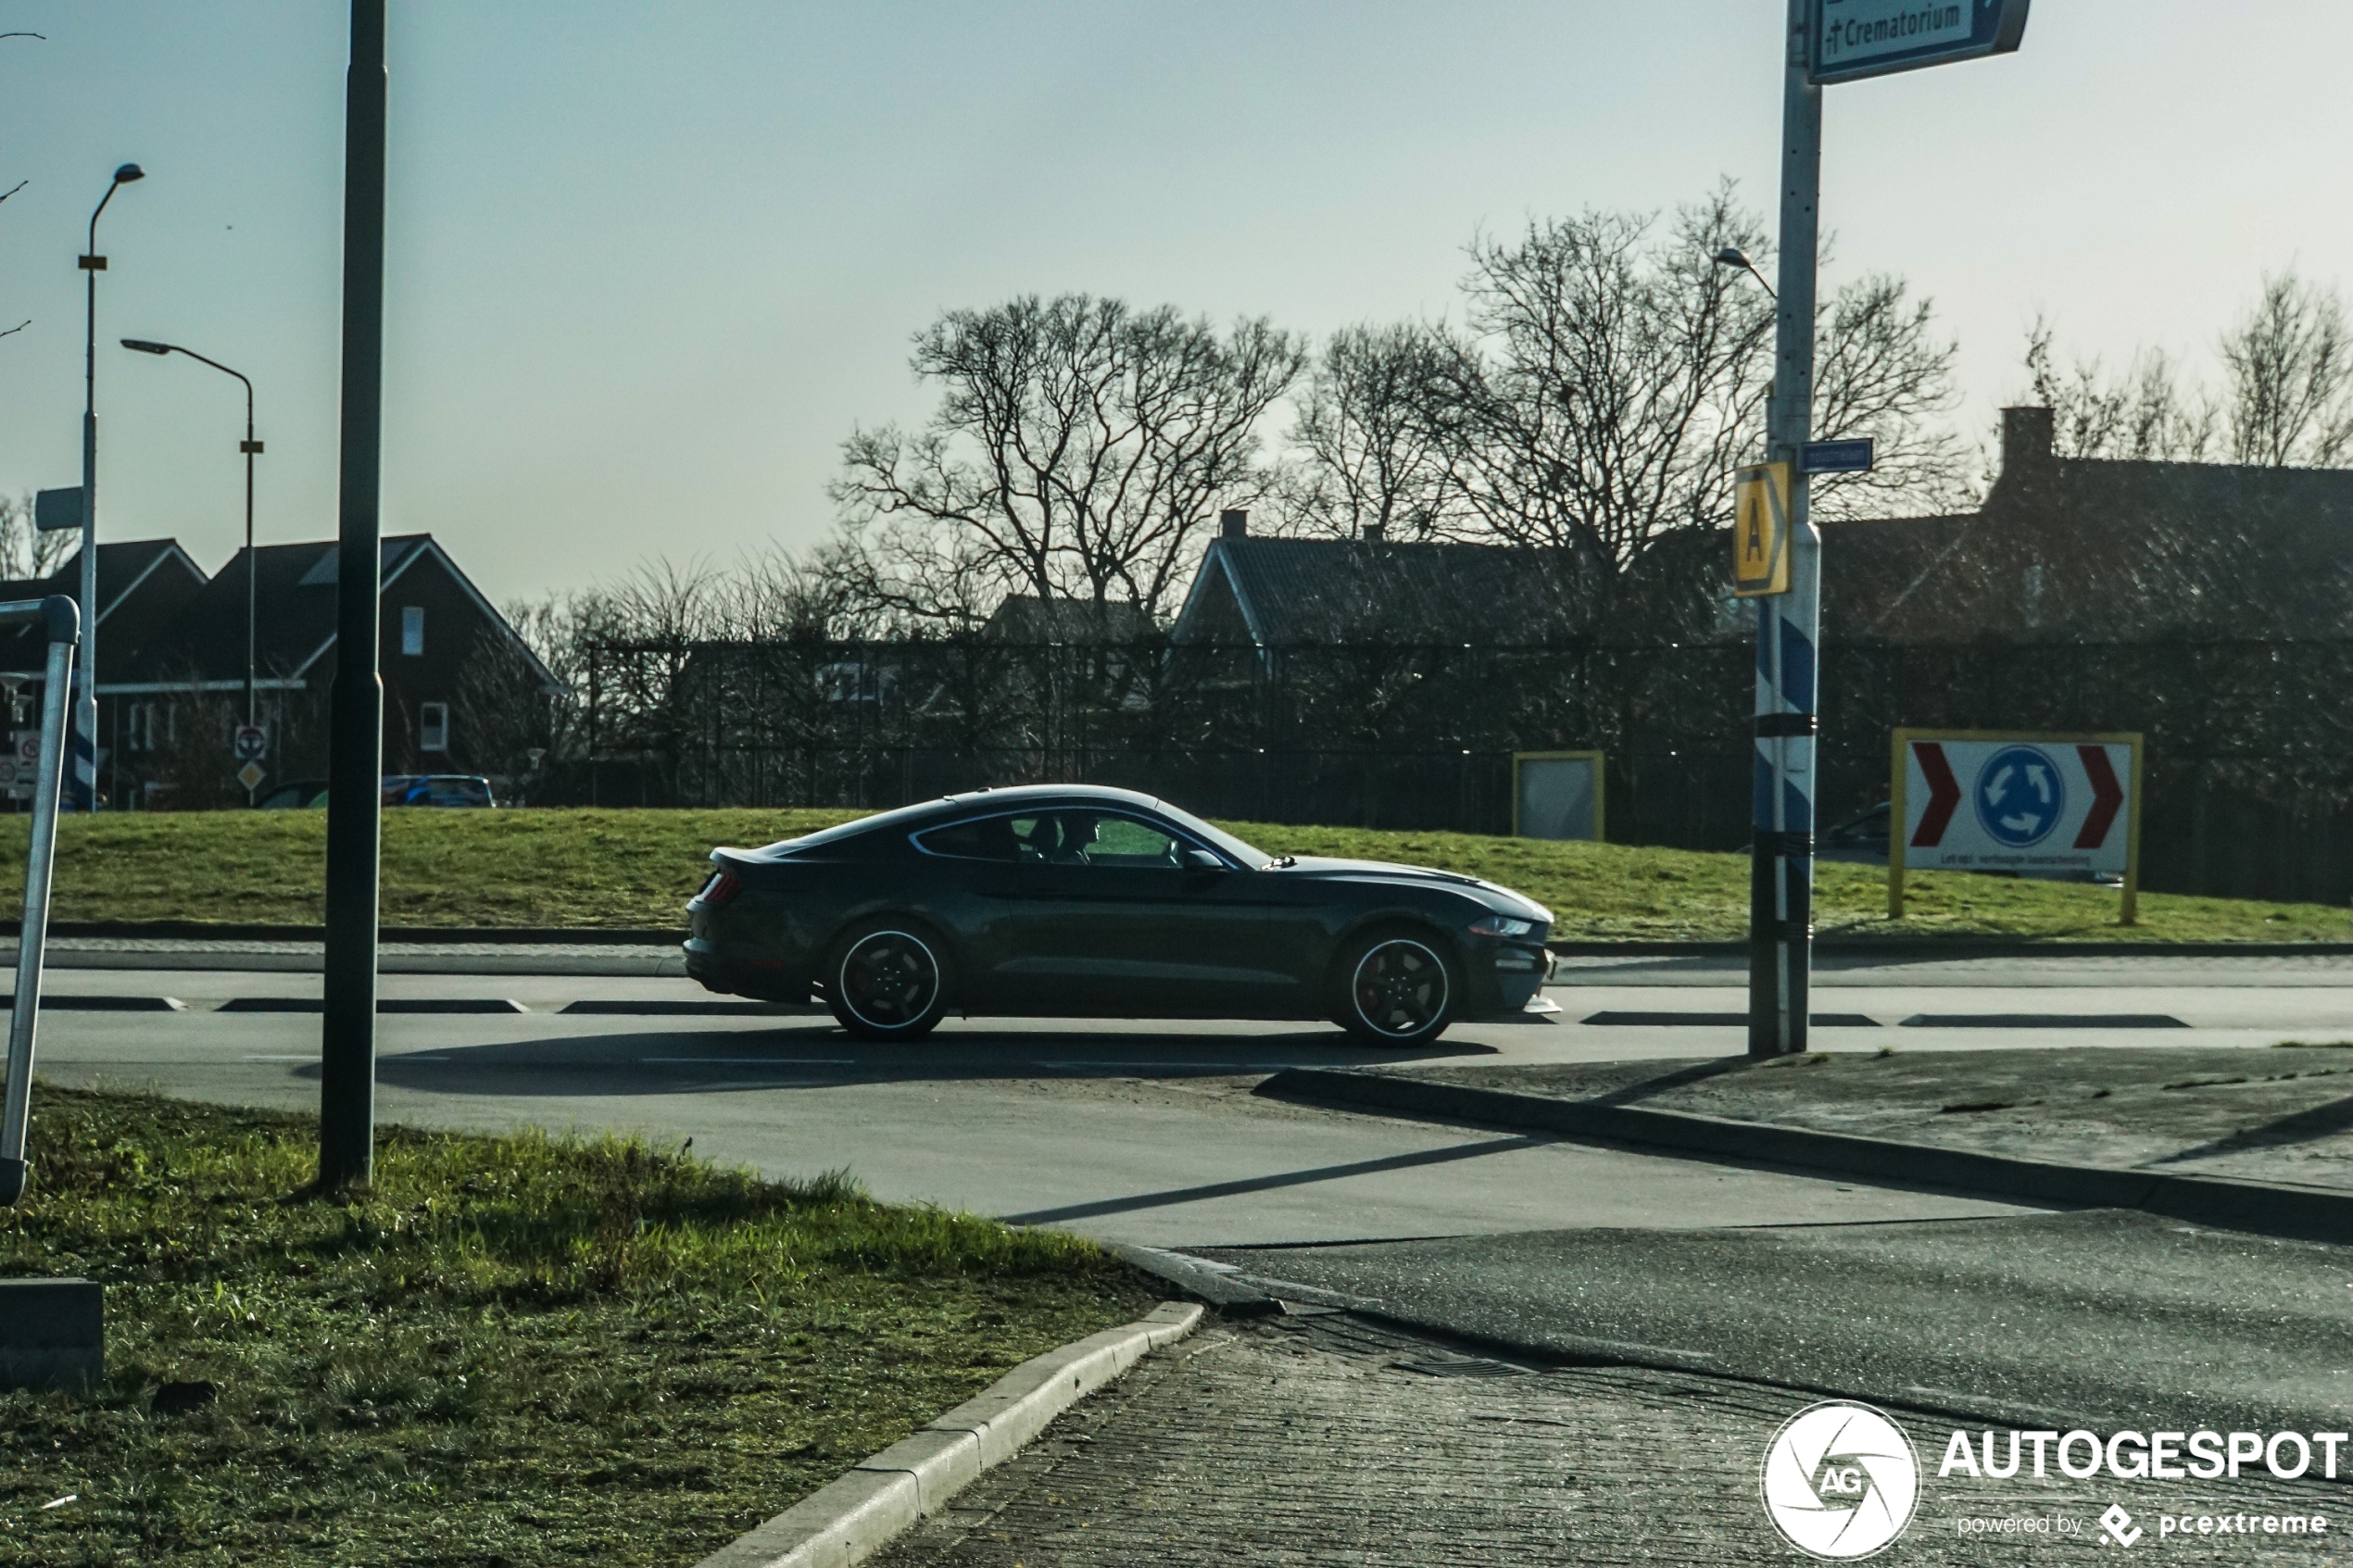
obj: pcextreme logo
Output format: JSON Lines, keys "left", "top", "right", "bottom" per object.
{"left": 1760, "top": 1401, "right": 1922, "bottom": 1560}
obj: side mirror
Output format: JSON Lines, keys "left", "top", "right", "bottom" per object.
{"left": 1183, "top": 848, "right": 1227, "bottom": 872}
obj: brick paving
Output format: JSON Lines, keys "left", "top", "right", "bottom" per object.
{"left": 874, "top": 1311, "right": 2347, "bottom": 1566}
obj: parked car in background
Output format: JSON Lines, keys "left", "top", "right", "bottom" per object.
{"left": 382, "top": 774, "right": 497, "bottom": 809}
{"left": 1818, "top": 800, "right": 1892, "bottom": 864}
{"left": 685, "top": 784, "right": 1554, "bottom": 1044}
{"left": 254, "top": 779, "right": 329, "bottom": 809}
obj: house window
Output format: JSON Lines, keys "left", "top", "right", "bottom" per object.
{"left": 126, "top": 702, "right": 167, "bottom": 753}
{"left": 401, "top": 606, "right": 425, "bottom": 657}
{"left": 419, "top": 702, "right": 449, "bottom": 753}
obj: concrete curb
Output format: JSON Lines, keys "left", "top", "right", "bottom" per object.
{"left": 1548, "top": 938, "right": 2353, "bottom": 959}
{"left": 1261, "top": 1067, "right": 2353, "bottom": 1247}
{"left": 0, "top": 922, "right": 685, "bottom": 944}
{"left": 690, "top": 1300, "right": 1203, "bottom": 1568}
{"left": 0, "top": 947, "right": 685, "bottom": 977}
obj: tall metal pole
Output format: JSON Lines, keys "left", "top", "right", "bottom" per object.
{"left": 0, "top": 596, "right": 79, "bottom": 1208}
{"left": 243, "top": 384, "right": 258, "bottom": 731}
{"left": 122, "top": 339, "right": 262, "bottom": 784}
{"left": 320, "top": 0, "right": 386, "bottom": 1189}
{"left": 75, "top": 169, "right": 140, "bottom": 812}
{"left": 1748, "top": 0, "right": 1822, "bottom": 1059}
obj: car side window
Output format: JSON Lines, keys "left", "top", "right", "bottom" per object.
{"left": 915, "top": 809, "right": 1190, "bottom": 867}
{"left": 1064, "top": 812, "right": 1183, "bottom": 868}
{"left": 912, "top": 815, "right": 1026, "bottom": 861}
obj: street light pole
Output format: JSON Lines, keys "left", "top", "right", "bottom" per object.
{"left": 75, "top": 163, "right": 144, "bottom": 813}
{"left": 119, "top": 338, "right": 262, "bottom": 746}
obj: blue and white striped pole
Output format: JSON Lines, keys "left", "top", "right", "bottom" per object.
{"left": 1749, "top": 2, "right": 1822, "bottom": 1059}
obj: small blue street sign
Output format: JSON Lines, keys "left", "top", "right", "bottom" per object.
{"left": 33, "top": 487, "right": 82, "bottom": 533}
{"left": 1811, "top": 0, "right": 2031, "bottom": 86}
{"left": 1801, "top": 438, "right": 1875, "bottom": 474}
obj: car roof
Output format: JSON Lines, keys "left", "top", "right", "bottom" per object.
{"left": 935, "top": 784, "right": 1163, "bottom": 812}
{"left": 759, "top": 784, "right": 1178, "bottom": 855}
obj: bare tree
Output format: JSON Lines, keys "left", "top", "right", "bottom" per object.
{"left": 1280, "top": 322, "right": 1466, "bottom": 540}
{"left": 2224, "top": 270, "right": 2353, "bottom": 467}
{"left": 1409, "top": 185, "right": 1968, "bottom": 564}
{"left": 831, "top": 295, "right": 1304, "bottom": 622}
{"left": 1430, "top": 190, "right": 1774, "bottom": 562}
{"left": 1807, "top": 274, "right": 1974, "bottom": 519}
{"left": 0, "top": 491, "right": 71, "bottom": 579}
{"left": 2023, "top": 320, "right": 2219, "bottom": 461}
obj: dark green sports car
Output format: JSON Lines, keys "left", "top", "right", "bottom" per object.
{"left": 684, "top": 784, "right": 1554, "bottom": 1044}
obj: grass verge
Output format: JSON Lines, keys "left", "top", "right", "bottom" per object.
{"left": 0, "top": 808, "right": 2340, "bottom": 943}
{"left": 0, "top": 1087, "right": 1153, "bottom": 1567}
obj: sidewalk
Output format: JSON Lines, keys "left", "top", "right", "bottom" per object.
{"left": 871, "top": 1311, "right": 2340, "bottom": 1566}
{"left": 1373, "top": 1044, "right": 2353, "bottom": 1191}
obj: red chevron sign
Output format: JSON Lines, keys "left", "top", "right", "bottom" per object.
{"left": 1894, "top": 730, "right": 2141, "bottom": 884}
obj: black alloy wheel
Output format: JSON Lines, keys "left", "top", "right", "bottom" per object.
{"left": 1337, "top": 931, "right": 1456, "bottom": 1045}
{"left": 828, "top": 924, "right": 948, "bottom": 1041}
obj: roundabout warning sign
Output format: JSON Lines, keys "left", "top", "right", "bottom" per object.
{"left": 1891, "top": 729, "right": 2143, "bottom": 923}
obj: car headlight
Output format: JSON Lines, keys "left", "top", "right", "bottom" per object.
{"left": 1467, "top": 914, "right": 1538, "bottom": 938}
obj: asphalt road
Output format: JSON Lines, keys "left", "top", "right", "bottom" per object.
{"left": 1194, "top": 1208, "right": 2353, "bottom": 1437}
{"left": 25, "top": 956, "right": 2353, "bottom": 1245}
{"left": 27, "top": 952, "right": 2353, "bottom": 1436}
{"left": 24, "top": 983, "right": 2033, "bottom": 1247}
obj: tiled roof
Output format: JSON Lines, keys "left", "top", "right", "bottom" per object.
{"left": 1172, "top": 536, "right": 1600, "bottom": 646}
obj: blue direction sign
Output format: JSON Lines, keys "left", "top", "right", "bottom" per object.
{"left": 1811, "top": 0, "right": 2030, "bottom": 85}
{"left": 1801, "top": 438, "right": 1875, "bottom": 474}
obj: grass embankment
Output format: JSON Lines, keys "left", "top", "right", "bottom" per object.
{"left": 0, "top": 1087, "right": 1152, "bottom": 1566}
{"left": 0, "top": 808, "right": 2339, "bottom": 944}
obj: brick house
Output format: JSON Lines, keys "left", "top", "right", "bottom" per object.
{"left": 0, "top": 533, "right": 559, "bottom": 808}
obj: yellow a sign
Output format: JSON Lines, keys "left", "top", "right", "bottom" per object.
{"left": 1732, "top": 461, "right": 1792, "bottom": 597}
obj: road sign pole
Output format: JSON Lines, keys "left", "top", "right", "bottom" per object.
{"left": 1749, "top": 0, "right": 1823, "bottom": 1060}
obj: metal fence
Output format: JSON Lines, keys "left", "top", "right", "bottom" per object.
{"left": 556, "top": 633, "right": 2353, "bottom": 905}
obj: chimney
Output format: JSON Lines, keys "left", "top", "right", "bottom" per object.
{"left": 1219, "top": 508, "right": 1248, "bottom": 540}
{"left": 1363, "top": 522, "right": 1387, "bottom": 544}
{"left": 2000, "top": 406, "right": 2055, "bottom": 475}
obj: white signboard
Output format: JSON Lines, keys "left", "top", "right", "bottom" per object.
{"left": 1512, "top": 751, "right": 1604, "bottom": 842}
{"left": 1811, "top": 0, "right": 2031, "bottom": 85}
{"left": 1891, "top": 730, "right": 2143, "bottom": 921}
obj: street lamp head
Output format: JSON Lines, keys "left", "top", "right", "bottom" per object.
{"left": 120, "top": 338, "right": 171, "bottom": 356}
{"left": 112, "top": 163, "right": 144, "bottom": 185}
{"left": 1714, "top": 246, "right": 1752, "bottom": 269}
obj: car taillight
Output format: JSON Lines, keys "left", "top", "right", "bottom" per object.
{"left": 698, "top": 871, "right": 742, "bottom": 909}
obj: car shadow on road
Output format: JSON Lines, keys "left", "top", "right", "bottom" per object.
{"left": 338, "top": 1023, "right": 1495, "bottom": 1098}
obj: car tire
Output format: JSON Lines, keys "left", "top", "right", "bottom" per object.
{"left": 1332, "top": 926, "right": 1458, "bottom": 1046}
{"left": 824, "top": 920, "right": 950, "bottom": 1042}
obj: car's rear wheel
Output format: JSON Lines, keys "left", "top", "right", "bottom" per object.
{"left": 824, "top": 921, "right": 950, "bottom": 1041}
{"left": 1333, "top": 928, "right": 1457, "bottom": 1045}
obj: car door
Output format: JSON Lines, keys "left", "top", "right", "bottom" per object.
{"left": 998, "top": 809, "right": 1307, "bottom": 1017}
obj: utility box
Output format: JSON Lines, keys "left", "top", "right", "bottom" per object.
{"left": 0, "top": 1276, "right": 103, "bottom": 1392}
{"left": 1512, "top": 750, "right": 1604, "bottom": 842}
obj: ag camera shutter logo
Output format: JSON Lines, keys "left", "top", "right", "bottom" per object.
{"left": 1760, "top": 1401, "right": 1921, "bottom": 1559}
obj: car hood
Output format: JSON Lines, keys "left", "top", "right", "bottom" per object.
{"left": 1262, "top": 856, "right": 1553, "bottom": 925}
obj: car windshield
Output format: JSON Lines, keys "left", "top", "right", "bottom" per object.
{"left": 1150, "top": 798, "right": 1268, "bottom": 867}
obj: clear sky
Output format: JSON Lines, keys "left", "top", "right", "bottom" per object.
{"left": 0, "top": 1, "right": 2339, "bottom": 604}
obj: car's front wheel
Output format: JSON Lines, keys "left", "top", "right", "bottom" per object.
{"left": 1333, "top": 928, "right": 1458, "bottom": 1045}
{"left": 824, "top": 921, "right": 950, "bottom": 1041}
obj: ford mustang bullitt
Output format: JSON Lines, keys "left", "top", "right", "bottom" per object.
{"left": 685, "top": 784, "right": 1554, "bottom": 1043}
